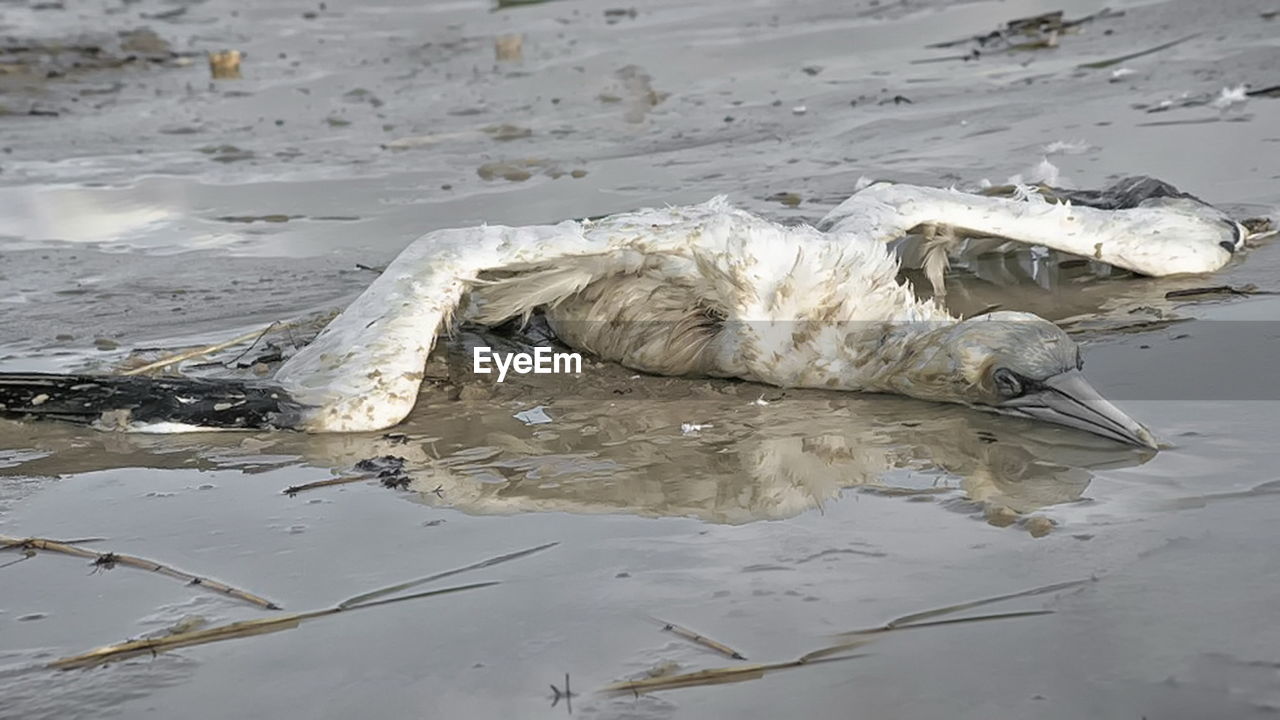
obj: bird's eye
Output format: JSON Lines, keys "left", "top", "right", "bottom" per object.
{"left": 993, "top": 368, "right": 1022, "bottom": 397}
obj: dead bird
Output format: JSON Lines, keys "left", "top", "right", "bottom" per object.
{"left": 6, "top": 181, "right": 1223, "bottom": 449}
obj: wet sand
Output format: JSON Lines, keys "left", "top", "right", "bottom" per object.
{"left": 2, "top": 0, "right": 1279, "bottom": 718}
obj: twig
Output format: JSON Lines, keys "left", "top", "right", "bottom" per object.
{"left": 223, "top": 321, "right": 279, "bottom": 367}
{"left": 798, "top": 579, "right": 1090, "bottom": 662}
{"left": 48, "top": 581, "right": 498, "bottom": 670}
{"left": 120, "top": 321, "right": 291, "bottom": 376}
{"left": 1077, "top": 33, "right": 1201, "bottom": 69}
{"left": 600, "top": 654, "right": 865, "bottom": 695}
{"left": 923, "top": 9, "right": 1121, "bottom": 52}
{"left": 338, "top": 541, "right": 559, "bottom": 608}
{"left": 602, "top": 578, "right": 1089, "bottom": 696}
{"left": 1164, "top": 285, "right": 1277, "bottom": 299}
{"left": 798, "top": 610, "right": 1054, "bottom": 662}
{"left": 648, "top": 616, "right": 747, "bottom": 660}
{"left": 0, "top": 535, "right": 281, "bottom": 610}
{"left": 1058, "top": 315, "right": 1191, "bottom": 337}
{"left": 0, "top": 552, "right": 35, "bottom": 569}
{"left": 1059, "top": 8, "right": 1125, "bottom": 29}
{"left": 877, "top": 578, "right": 1089, "bottom": 631}
{"left": 857, "top": 485, "right": 953, "bottom": 497}
{"left": 283, "top": 475, "right": 373, "bottom": 496}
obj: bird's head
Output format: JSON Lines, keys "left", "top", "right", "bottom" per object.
{"left": 924, "top": 311, "right": 1157, "bottom": 449}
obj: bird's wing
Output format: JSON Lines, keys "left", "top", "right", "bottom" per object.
{"left": 820, "top": 182, "right": 1242, "bottom": 278}
{"left": 277, "top": 197, "right": 864, "bottom": 432}
{"left": 275, "top": 220, "right": 585, "bottom": 431}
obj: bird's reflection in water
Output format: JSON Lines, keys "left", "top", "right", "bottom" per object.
{"left": 271, "top": 371, "right": 1151, "bottom": 530}
{"left": 0, "top": 369, "right": 1151, "bottom": 531}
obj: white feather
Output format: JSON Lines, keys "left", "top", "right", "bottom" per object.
{"left": 1211, "top": 84, "right": 1249, "bottom": 110}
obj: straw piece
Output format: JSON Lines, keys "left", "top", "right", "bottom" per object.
{"left": 283, "top": 475, "right": 371, "bottom": 495}
{"left": 602, "top": 580, "right": 1086, "bottom": 695}
{"left": 49, "top": 581, "right": 497, "bottom": 670}
{"left": 799, "top": 611, "right": 1054, "bottom": 662}
{"left": 121, "top": 321, "right": 287, "bottom": 376}
{"left": 338, "top": 541, "right": 559, "bottom": 609}
{"left": 1164, "top": 286, "right": 1277, "bottom": 300}
{"left": 649, "top": 616, "right": 747, "bottom": 660}
{"left": 1077, "top": 33, "right": 1200, "bottom": 69}
{"left": 0, "top": 535, "right": 281, "bottom": 610}
{"left": 601, "top": 654, "right": 865, "bottom": 695}
{"left": 51, "top": 613, "right": 314, "bottom": 670}
{"left": 603, "top": 664, "right": 770, "bottom": 693}
{"left": 879, "top": 577, "right": 1090, "bottom": 630}
{"left": 0, "top": 552, "right": 35, "bottom": 569}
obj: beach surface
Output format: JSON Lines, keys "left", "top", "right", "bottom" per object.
{"left": 1, "top": 0, "right": 1279, "bottom": 717}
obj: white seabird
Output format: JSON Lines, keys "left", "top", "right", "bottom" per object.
{"left": 4, "top": 176, "right": 1248, "bottom": 448}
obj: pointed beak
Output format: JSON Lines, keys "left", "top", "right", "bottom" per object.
{"left": 996, "top": 370, "right": 1159, "bottom": 450}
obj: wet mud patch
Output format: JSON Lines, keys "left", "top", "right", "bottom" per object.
{"left": 0, "top": 27, "right": 182, "bottom": 78}
{"left": 0, "top": 652, "right": 199, "bottom": 720}
{"left": 475, "top": 158, "right": 589, "bottom": 182}
{"left": 0, "top": 27, "right": 191, "bottom": 115}
{"left": 0, "top": 245, "right": 366, "bottom": 371}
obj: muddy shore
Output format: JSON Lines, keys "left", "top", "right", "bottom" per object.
{"left": 2, "top": 0, "right": 1279, "bottom": 718}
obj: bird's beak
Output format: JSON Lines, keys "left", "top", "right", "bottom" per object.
{"left": 995, "top": 370, "right": 1158, "bottom": 450}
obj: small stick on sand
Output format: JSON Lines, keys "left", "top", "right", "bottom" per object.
{"left": 800, "top": 577, "right": 1093, "bottom": 662}
{"left": 1077, "top": 33, "right": 1201, "bottom": 69}
{"left": 798, "top": 610, "right": 1054, "bottom": 663}
{"left": 878, "top": 577, "right": 1090, "bottom": 630}
{"left": 0, "top": 535, "right": 281, "bottom": 610}
{"left": 338, "top": 541, "right": 559, "bottom": 609}
{"left": 648, "top": 616, "right": 747, "bottom": 660}
{"left": 602, "top": 579, "right": 1089, "bottom": 696}
{"left": 0, "top": 552, "right": 35, "bottom": 569}
{"left": 282, "top": 475, "right": 373, "bottom": 496}
{"left": 48, "top": 581, "right": 498, "bottom": 670}
{"left": 601, "top": 654, "right": 866, "bottom": 695}
{"left": 1164, "top": 285, "right": 1278, "bottom": 299}
{"left": 121, "top": 321, "right": 289, "bottom": 376}
{"left": 223, "top": 321, "right": 280, "bottom": 367}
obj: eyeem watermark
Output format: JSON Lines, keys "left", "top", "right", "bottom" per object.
{"left": 473, "top": 346, "right": 582, "bottom": 382}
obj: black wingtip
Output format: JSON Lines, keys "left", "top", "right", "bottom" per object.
{"left": 0, "top": 373, "right": 305, "bottom": 431}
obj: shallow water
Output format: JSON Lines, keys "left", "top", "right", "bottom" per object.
{"left": 2, "top": 0, "right": 1279, "bottom": 717}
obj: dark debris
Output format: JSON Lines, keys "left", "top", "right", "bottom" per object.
{"left": 355, "top": 455, "right": 411, "bottom": 490}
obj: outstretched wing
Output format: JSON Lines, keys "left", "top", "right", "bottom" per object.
{"left": 275, "top": 220, "right": 589, "bottom": 431}
{"left": 821, "top": 180, "right": 1243, "bottom": 280}
{"left": 278, "top": 198, "right": 885, "bottom": 432}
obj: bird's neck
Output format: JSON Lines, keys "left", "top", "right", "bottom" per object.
{"left": 843, "top": 321, "right": 971, "bottom": 404}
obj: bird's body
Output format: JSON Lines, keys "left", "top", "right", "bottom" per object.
{"left": 4, "top": 176, "right": 1250, "bottom": 447}
{"left": 470, "top": 200, "right": 949, "bottom": 387}
{"left": 274, "top": 197, "right": 954, "bottom": 432}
